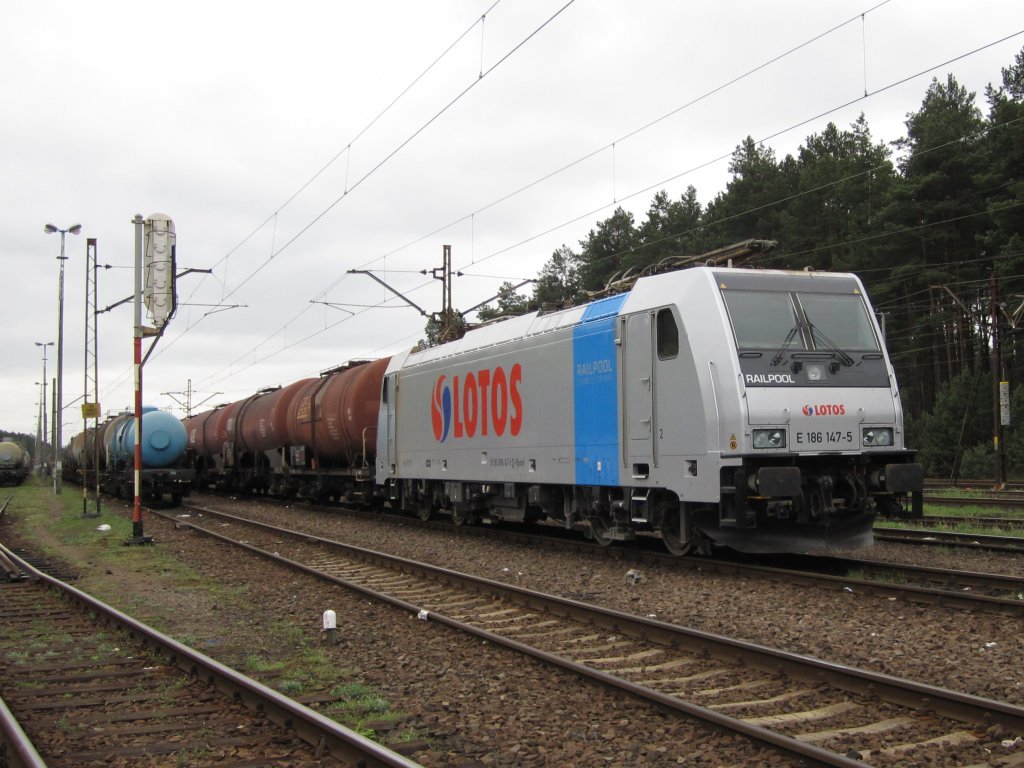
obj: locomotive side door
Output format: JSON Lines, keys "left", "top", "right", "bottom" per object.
{"left": 622, "top": 312, "right": 655, "bottom": 472}
{"left": 384, "top": 373, "right": 397, "bottom": 475}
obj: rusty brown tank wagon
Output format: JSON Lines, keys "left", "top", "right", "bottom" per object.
{"left": 184, "top": 358, "right": 390, "bottom": 501}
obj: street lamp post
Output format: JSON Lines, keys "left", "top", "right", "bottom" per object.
{"left": 34, "top": 341, "right": 53, "bottom": 475}
{"left": 44, "top": 223, "right": 81, "bottom": 494}
{"left": 34, "top": 384, "right": 43, "bottom": 472}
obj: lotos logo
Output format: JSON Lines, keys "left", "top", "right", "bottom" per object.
{"left": 431, "top": 376, "right": 453, "bottom": 442}
{"left": 802, "top": 403, "right": 846, "bottom": 416}
{"left": 431, "top": 363, "right": 523, "bottom": 442}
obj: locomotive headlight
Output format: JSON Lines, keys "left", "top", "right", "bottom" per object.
{"left": 752, "top": 429, "right": 787, "bottom": 449}
{"left": 862, "top": 427, "right": 894, "bottom": 447}
{"left": 805, "top": 363, "right": 826, "bottom": 382}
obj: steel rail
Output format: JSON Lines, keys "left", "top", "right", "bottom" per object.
{"left": 923, "top": 494, "right": 1024, "bottom": 510}
{"left": 0, "top": 540, "right": 424, "bottom": 768}
{"left": 911, "top": 513, "right": 1024, "bottom": 529}
{"left": 0, "top": 691, "right": 47, "bottom": 768}
{"left": 874, "top": 526, "right": 1024, "bottom": 552}
{"left": 686, "top": 554, "right": 1024, "bottom": 616}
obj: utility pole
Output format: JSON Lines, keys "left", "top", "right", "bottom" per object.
{"left": 34, "top": 341, "right": 53, "bottom": 474}
{"left": 426, "top": 244, "right": 456, "bottom": 343}
{"left": 991, "top": 271, "right": 1007, "bottom": 489}
{"left": 82, "top": 238, "right": 101, "bottom": 516}
{"left": 44, "top": 222, "right": 82, "bottom": 494}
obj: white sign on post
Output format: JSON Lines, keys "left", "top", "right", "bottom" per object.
{"left": 144, "top": 214, "right": 176, "bottom": 329}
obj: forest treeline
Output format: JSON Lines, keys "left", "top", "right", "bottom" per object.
{"left": 470, "top": 48, "right": 1024, "bottom": 480}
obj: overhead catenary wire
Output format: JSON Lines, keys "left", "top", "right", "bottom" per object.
{"left": 181, "top": 1, "right": 902, "bottom": 386}
{"left": 180, "top": 0, "right": 894, "bottom": 349}
{"left": 132, "top": 1, "right": 575, "bottom": 401}
{"left": 188, "top": 1, "right": 503, "bottom": 309}
{"left": 96, "top": 11, "right": 1023, "bottom": 407}
{"left": 215, "top": 0, "right": 577, "bottom": 307}
{"left": 188, "top": 33, "right": 1024, "bottom": 397}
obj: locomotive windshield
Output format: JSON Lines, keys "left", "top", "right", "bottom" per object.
{"left": 722, "top": 289, "right": 879, "bottom": 353}
{"left": 798, "top": 293, "right": 879, "bottom": 351}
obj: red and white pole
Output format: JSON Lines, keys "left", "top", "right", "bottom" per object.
{"left": 129, "top": 214, "right": 149, "bottom": 544}
{"left": 133, "top": 333, "right": 143, "bottom": 535}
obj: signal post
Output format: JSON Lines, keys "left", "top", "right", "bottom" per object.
{"left": 125, "top": 213, "right": 176, "bottom": 546}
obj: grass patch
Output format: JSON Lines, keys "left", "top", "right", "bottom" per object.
{"left": 846, "top": 567, "right": 908, "bottom": 585}
{"left": 5, "top": 478, "right": 418, "bottom": 751}
{"left": 872, "top": 507, "right": 1024, "bottom": 536}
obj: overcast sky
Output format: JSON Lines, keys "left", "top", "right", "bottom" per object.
{"left": 2, "top": 1, "right": 1022, "bottom": 441}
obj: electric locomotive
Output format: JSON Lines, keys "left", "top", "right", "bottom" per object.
{"left": 377, "top": 265, "right": 922, "bottom": 554}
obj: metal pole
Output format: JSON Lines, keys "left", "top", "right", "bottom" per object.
{"left": 34, "top": 342, "right": 52, "bottom": 475}
{"left": 41, "top": 351, "right": 48, "bottom": 472}
{"left": 50, "top": 376, "right": 55, "bottom": 476}
{"left": 82, "top": 238, "right": 100, "bottom": 517}
{"left": 35, "top": 382, "right": 42, "bottom": 472}
{"left": 127, "top": 214, "right": 150, "bottom": 544}
{"left": 54, "top": 230, "right": 66, "bottom": 494}
{"left": 93, "top": 244, "right": 101, "bottom": 514}
{"left": 991, "top": 271, "right": 1006, "bottom": 489}
{"left": 83, "top": 240, "right": 88, "bottom": 514}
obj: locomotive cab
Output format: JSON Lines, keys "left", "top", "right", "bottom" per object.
{"left": 705, "top": 269, "right": 923, "bottom": 551}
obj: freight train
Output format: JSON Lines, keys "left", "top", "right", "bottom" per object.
{"left": 184, "top": 264, "right": 922, "bottom": 554}
{"left": 63, "top": 407, "right": 193, "bottom": 505}
{"left": 0, "top": 441, "right": 31, "bottom": 485}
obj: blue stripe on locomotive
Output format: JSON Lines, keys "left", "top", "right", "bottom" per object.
{"left": 572, "top": 294, "right": 627, "bottom": 485}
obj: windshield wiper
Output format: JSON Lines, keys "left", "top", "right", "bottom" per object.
{"left": 771, "top": 324, "right": 801, "bottom": 367}
{"left": 809, "top": 325, "right": 855, "bottom": 367}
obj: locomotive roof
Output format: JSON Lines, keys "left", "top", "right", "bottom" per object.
{"left": 405, "top": 265, "right": 867, "bottom": 367}
{"left": 406, "top": 301, "right": 588, "bottom": 365}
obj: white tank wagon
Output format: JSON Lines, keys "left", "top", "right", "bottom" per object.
{"left": 376, "top": 266, "right": 922, "bottom": 554}
{"left": 0, "top": 441, "right": 30, "bottom": 486}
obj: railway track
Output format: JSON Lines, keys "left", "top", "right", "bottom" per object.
{"left": 187, "top": 492, "right": 1024, "bottom": 616}
{"left": 907, "top": 514, "right": 1024, "bottom": 531}
{"left": 159, "top": 502, "right": 1024, "bottom": 767}
{"left": 874, "top": 526, "right": 1024, "bottom": 553}
{"left": 922, "top": 494, "right": 1024, "bottom": 511}
{"left": 0, "top": 540, "right": 422, "bottom": 768}
{"left": 750, "top": 551, "right": 1024, "bottom": 614}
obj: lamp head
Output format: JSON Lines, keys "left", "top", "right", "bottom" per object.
{"left": 44, "top": 224, "right": 58, "bottom": 234}
{"left": 68, "top": 224, "right": 82, "bottom": 235}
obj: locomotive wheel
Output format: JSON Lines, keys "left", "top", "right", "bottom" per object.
{"left": 661, "top": 509, "right": 692, "bottom": 556}
{"left": 589, "top": 515, "right": 615, "bottom": 547}
{"left": 417, "top": 501, "right": 433, "bottom": 521}
{"left": 451, "top": 505, "right": 471, "bottom": 526}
